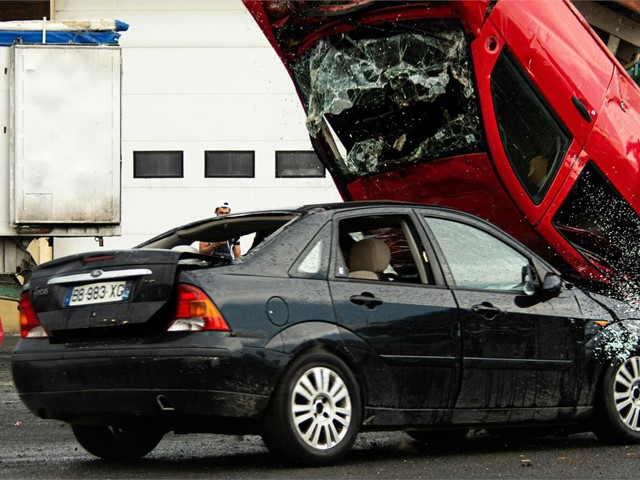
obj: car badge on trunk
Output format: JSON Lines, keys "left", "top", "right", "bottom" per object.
{"left": 90, "top": 270, "right": 103, "bottom": 278}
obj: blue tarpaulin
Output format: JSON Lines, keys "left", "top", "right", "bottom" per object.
{"left": 0, "top": 19, "right": 128, "bottom": 46}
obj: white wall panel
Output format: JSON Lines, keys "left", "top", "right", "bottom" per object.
{"left": 11, "top": 45, "right": 121, "bottom": 225}
{"left": 122, "top": 93, "right": 308, "bottom": 141}
{"left": 50, "top": 0, "right": 341, "bottom": 259}
{"left": 121, "top": 48, "right": 294, "bottom": 95}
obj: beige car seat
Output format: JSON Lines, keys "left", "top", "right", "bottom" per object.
{"left": 348, "top": 238, "right": 391, "bottom": 280}
{"left": 527, "top": 155, "right": 548, "bottom": 189}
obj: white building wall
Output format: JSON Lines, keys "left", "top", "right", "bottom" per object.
{"left": 52, "top": 0, "right": 341, "bottom": 256}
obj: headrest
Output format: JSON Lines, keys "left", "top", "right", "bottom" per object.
{"left": 527, "top": 155, "right": 548, "bottom": 188}
{"left": 349, "top": 238, "right": 390, "bottom": 274}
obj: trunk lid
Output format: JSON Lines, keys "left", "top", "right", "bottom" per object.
{"left": 27, "top": 249, "right": 185, "bottom": 339}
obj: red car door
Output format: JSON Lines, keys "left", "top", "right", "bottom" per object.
{"left": 470, "top": 0, "right": 613, "bottom": 226}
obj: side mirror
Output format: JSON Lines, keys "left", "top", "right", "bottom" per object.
{"left": 522, "top": 263, "right": 562, "bottom": 297}
{"left": 542, "top": 273, "right": 563, "bottom": 297}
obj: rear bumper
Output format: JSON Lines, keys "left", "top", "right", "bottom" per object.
{"left": 11, "top": 335, "right": 283, "bottom": 429}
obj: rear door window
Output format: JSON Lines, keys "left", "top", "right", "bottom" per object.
{"left": 291, "top": 223, "right": 331, "bottom": 279}
{"left": 335, "top": 214, "right": 434, "bottom": 284}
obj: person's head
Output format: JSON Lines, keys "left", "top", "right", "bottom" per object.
{"left": 215, "top": 200, "right": 231, "bottom": 216}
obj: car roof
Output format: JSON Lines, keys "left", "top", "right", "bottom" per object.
{"left": 138, "top": 201, "right": 492, "bottom": 249}
{"left": 300, "top": 200, "right": 489, "bottom": 223}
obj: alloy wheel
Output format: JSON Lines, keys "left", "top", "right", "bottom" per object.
{"left": 613, "top": 356, "right": 640, "bottom": 431}
{"left": 291, "top": 366, "right": 352, "bottom": 450}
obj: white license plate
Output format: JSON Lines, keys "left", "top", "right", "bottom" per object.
{"left": 64, "top": 280, "right": 131, "bottom": 307}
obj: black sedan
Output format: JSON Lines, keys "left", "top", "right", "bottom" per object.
{"left": 11, "top": 202, "right": 640, "bottom": 466}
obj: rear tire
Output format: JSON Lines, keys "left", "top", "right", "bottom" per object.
{"left": 261, "top": 351, "right": 362, "bottom": 466}
{"left": 71, "top": 424, "right": 163, "bottom": 460}
{"left": 594, "top": 355, "right": 640, "bottom": 444}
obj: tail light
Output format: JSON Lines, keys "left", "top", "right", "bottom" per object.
{"left": 19, "top": 292, "right": 49, "bottom": 338}
{"left": 168, "top": 283, "right": 230, "bottom": 332}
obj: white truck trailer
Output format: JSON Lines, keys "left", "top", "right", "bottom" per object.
{"left": 0, "top": 19, "right": 126, "bottom": 299}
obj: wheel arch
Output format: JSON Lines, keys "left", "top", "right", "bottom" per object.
{"left": 588, "top": 321, "right": 640, "bottom": 442}
{"left": 588, "top": 320, "right": 640, "bottom": 404}
{"left": 264, "top": 321, "right": 375, "bottom": 410}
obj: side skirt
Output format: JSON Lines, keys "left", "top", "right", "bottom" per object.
{"left": 361, "top": 406, "right": 594, "bottom": 428}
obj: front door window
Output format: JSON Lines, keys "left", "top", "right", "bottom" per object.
{"left": 425, "top": 217, "right": 529, "bottom": 292}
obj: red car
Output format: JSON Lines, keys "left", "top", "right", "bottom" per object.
{"left": 244, "top": 0, "right": 640, "bottom": 297}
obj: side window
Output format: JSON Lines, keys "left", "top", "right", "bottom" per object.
{"left": 553, "top": 162, "right": 640, "bottom": 277}
{"left": 490, "top": 51, "right": 571, "bottom": 204}
{"left": 290, "top": 223, "right": 331, "bottom": 279}
{"left": 296, "top": 240, "right": 325, "bottom": 277}
{"left": 425, "top": 217, "right": 529, "bottom": 291}
{"left": 337, "top": 215, "right": 433, "bottom": 284}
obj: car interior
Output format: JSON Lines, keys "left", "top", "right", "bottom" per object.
{"left": 338, "top": 215, "right": 434, "bottom": 284}
{"left": 139, "top": 213, "right": 299, "bottom": 258}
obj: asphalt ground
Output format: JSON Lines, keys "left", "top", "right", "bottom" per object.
{"left": 2, "top": 334, "right": 640, "bottom": 479}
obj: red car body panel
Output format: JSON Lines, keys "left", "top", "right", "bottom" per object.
{"left": 346, "top": 152, "right": 554, "bottom": 263}
{"left": 244, "top": 0, "right": 640, "bottom": 291}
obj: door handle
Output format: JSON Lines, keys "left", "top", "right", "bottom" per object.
{"left": 571, "top": 96, "right": 593, "bottom": 123}
{"left": 471, "top": 302, "right": 501, "bottom": 319}
{"left": 350, "top": 293, "right": 383, "bottom": 309}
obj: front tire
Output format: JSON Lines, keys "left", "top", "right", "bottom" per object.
{"left": 71, "top": 424, "right": 163, "bottom": 460}
{"left": 594, "top": 355, "right": 640, "bottom": 443}
{"left": 261, "top": 351, "right": 362, "bottom": 466}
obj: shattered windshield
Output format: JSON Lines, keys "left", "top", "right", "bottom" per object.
{"left": 292, "top": 19, "right": 483, "bottom": 178}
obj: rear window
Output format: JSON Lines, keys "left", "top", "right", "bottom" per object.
{"left": 139, "top": 213, "right": 299, "bottom": 259}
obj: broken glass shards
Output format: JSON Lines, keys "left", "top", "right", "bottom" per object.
{"left": 292, "top": 20, "right": 482, "bottom": 177}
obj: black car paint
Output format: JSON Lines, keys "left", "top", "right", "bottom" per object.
{"left": 11, "top": 203, "right": 639, "bottom": 436}
{"left": 327, "top": 208, "right": 461, "bottom": 412}
{"left": 27, "top": 249, "right": 182, "bottom": 337}
{"left": 11, "top": 333, "right": 276, "bottom": 428}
